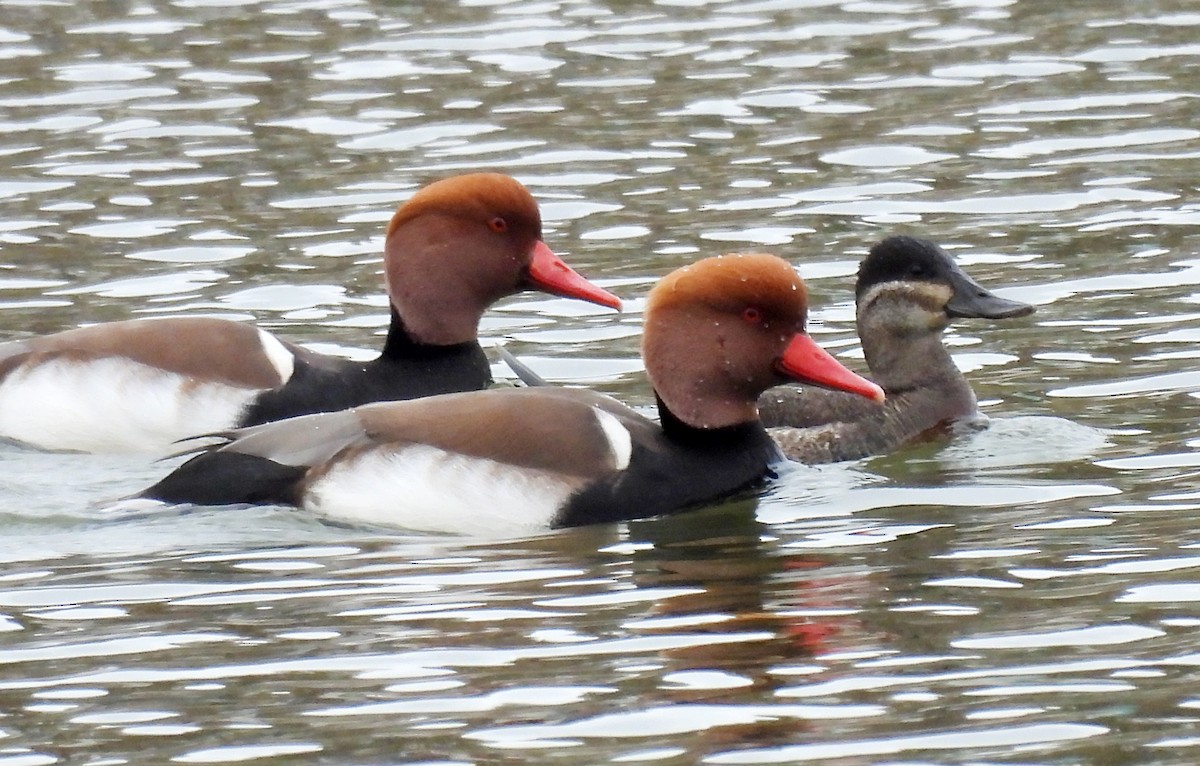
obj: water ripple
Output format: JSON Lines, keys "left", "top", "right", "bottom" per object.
{"left": 0, "top": 0, "right": 1198, "bottom": 762}
{"left": 704, "top": 722, "right": 1108, "bottom": 764}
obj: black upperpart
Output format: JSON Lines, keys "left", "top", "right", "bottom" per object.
{"left": 237, "top": 306, "right": 492, "bottom": 428}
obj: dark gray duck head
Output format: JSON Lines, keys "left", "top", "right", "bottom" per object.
{"left": 856, "top": 236, "right": 1035, "bottom": 320}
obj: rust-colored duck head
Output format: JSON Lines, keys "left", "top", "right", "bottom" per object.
{"left": 642, "top": 252, "right": 884, "bottom": 429}
{"left": 383, "top": 173, "right": 621, "bottom": 346}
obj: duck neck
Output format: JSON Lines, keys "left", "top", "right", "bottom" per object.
{"left": 857, "top": 309, "right": 959, "bottom": 392}
{"left": 656, "top": 393, "right": 763, "bottom": 446}
{"left": 653, "top": 379, "right": 760, "bottom": 430}
{"left": 388, "top": 288, "right": 486, "bottom": 348}
{"left": 378, "top": 305, "right": 490, "bottom": 372}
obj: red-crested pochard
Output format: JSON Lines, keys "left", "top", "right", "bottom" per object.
{"left": 760, "top": 236, "right": 1034, "bottom": 463}
{"left": 141, "top": 253, "right": 884, "bottom": 534}
{"left": 0, "top": 173, "right": 620, "bottom": 454}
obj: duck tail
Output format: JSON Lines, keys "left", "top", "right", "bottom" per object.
{"left": 140, "top": 452, "right": 306, "bottom": 507}
{"left": 496, "top": 345, "right": 551, "bottom": 387}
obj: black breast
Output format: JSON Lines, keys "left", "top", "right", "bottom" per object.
{"left": 554, "top": 412, "right": 781, "bottom": 528}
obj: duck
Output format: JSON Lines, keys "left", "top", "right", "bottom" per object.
{"left": 140, "top": 252, "right": 885, "bottom": 535}
{"left": 759, "top": 235, "right": 1034, "bottom": 464}
{"left": 0, "top": 173, "right": 621, "bottom": 454}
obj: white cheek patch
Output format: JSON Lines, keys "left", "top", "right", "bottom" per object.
{"left": 302, "top": 445, "right": 582, "bottom": 537}
{"left": 861, "top": 280, "right": 952, "bottom": 314}
{"left": 0, "top": 357, "right": 259, "bottom": 453}
{"left": 256, "top": 329, "right": 296, "bottom": 385}
{"left": 859, "top": 281, "right": 954, "bottom": 334}
{"left": 592, "top": 407, "right": 632, "bottom": 470}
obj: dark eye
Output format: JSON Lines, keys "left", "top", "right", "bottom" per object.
{"left": 908, "top": 264, "right": 926, "bottom": 277}
{"left": 488, "top": 217, "right": 508, "bottom": 233}
{"left": 741, "top": 306, "right": 763, "bottom": 324}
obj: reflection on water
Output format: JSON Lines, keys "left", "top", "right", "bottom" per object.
{"left": 3, "top": 0, "right": 1200, "bottom": 762}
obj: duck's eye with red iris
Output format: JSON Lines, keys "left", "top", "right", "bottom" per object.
{"left": 488, "top": 217, "right": 508, "bottom": 233}
{"left": 741, "top": 307, "right": 763, "bottom": 324}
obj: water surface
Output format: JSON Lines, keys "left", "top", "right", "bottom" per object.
{"left": 2, "top": 0, "right": 1200, "bottom": 763}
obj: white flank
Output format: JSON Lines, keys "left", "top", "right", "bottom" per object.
{"left": 303, "top": 445, "right": 579, "bottom": 537}
{"left": 257, "top": 329, "right": 296, "bottom": 384}
{"left": 593, "top": 406, "right": 632, "bottom": 470}
{"left": 0, "top": 357, "right": 258, "bottom": 453}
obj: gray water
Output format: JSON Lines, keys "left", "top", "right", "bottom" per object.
{"left": 2, "top": 0, "right": 1200, "bottom": 763}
